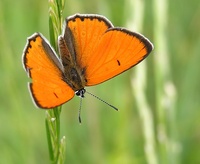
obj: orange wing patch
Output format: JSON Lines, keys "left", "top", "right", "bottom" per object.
{"left": 66, "top": 14, "right": 113, "bottom": 68}
{"left": 23, "top": 33, "right": 74, "bottom": 108}
{"left": 85, "top": 28, "right": 153, "bottom": 85}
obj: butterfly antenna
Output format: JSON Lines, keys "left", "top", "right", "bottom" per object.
{"left": 78, "top": 97, "right": 83, "bottom": 124}
{"left": 85, "top": 91, "right": 118, "bottom": 111}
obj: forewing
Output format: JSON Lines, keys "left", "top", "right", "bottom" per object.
{"left": 65, "top": 14, "right": 113, "bottom": 68}
{"left": 23, "top": 33, "right": 74, "bottom": 108}
{"left": 85, "top": 28, "right": 153, "bottom": 85}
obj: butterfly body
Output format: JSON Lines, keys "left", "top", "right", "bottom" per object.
{"left": 58, "top": 36, "right": 86, "bottom": 91}
{"left": 23, "top": 14, "right": 153, "bottom": 109}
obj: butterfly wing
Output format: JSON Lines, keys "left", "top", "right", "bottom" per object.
{"left": 65, "top": 14, "right": 153, "bottom": 86}
{"left": 23, "top": 33, "right": 74, "bottom": 108}
{"left": 85, "top": 28, "right": 153, "bottom": 85}
{"left": 66, "top": 14, "right": 113, "bottom": 69}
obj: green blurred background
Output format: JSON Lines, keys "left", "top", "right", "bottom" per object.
{"left": 0, "top": 0, "right": 200, "bottom": 163}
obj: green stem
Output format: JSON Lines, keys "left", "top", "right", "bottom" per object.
{"left": 45, "top": 0, "right": 66, "bottom": 163}
{"left": 153, "top": 0, "right": 179, "bottom": 163}
{"left": 127, "top": 0, "right": 158, "bottom": 163}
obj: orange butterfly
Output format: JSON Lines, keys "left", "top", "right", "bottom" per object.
{"left": 23, "top": 14, "right": 153, "bottom": 109}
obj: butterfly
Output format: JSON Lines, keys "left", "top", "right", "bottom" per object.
{"left": 23, "top": 14, "right": 153, "bottom": 109}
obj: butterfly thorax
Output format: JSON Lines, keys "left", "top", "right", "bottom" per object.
{"left": 59, "top": 36, "right": 87, "bottom": 91}
{"left": 63, "top": 64, "right": 86, "bottom": 91}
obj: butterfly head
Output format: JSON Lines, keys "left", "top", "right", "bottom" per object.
{"left": 75, "top": 88, "right": 86, "bottom": 98}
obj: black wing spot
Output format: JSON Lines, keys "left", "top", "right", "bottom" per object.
{"left": 54, "top": 93, "right": 58, "bottom": 98}
{"left": 79, "top": 17, "right": 84, "bottom": 21}
{"left": 117, "top": 60, "right": 121, "bottom": 66}
{"left": 28, "top": 44, "right": 32, "bottom": 49}
{"left": 31, "top": 37, "right": 37, "bottom": 42}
